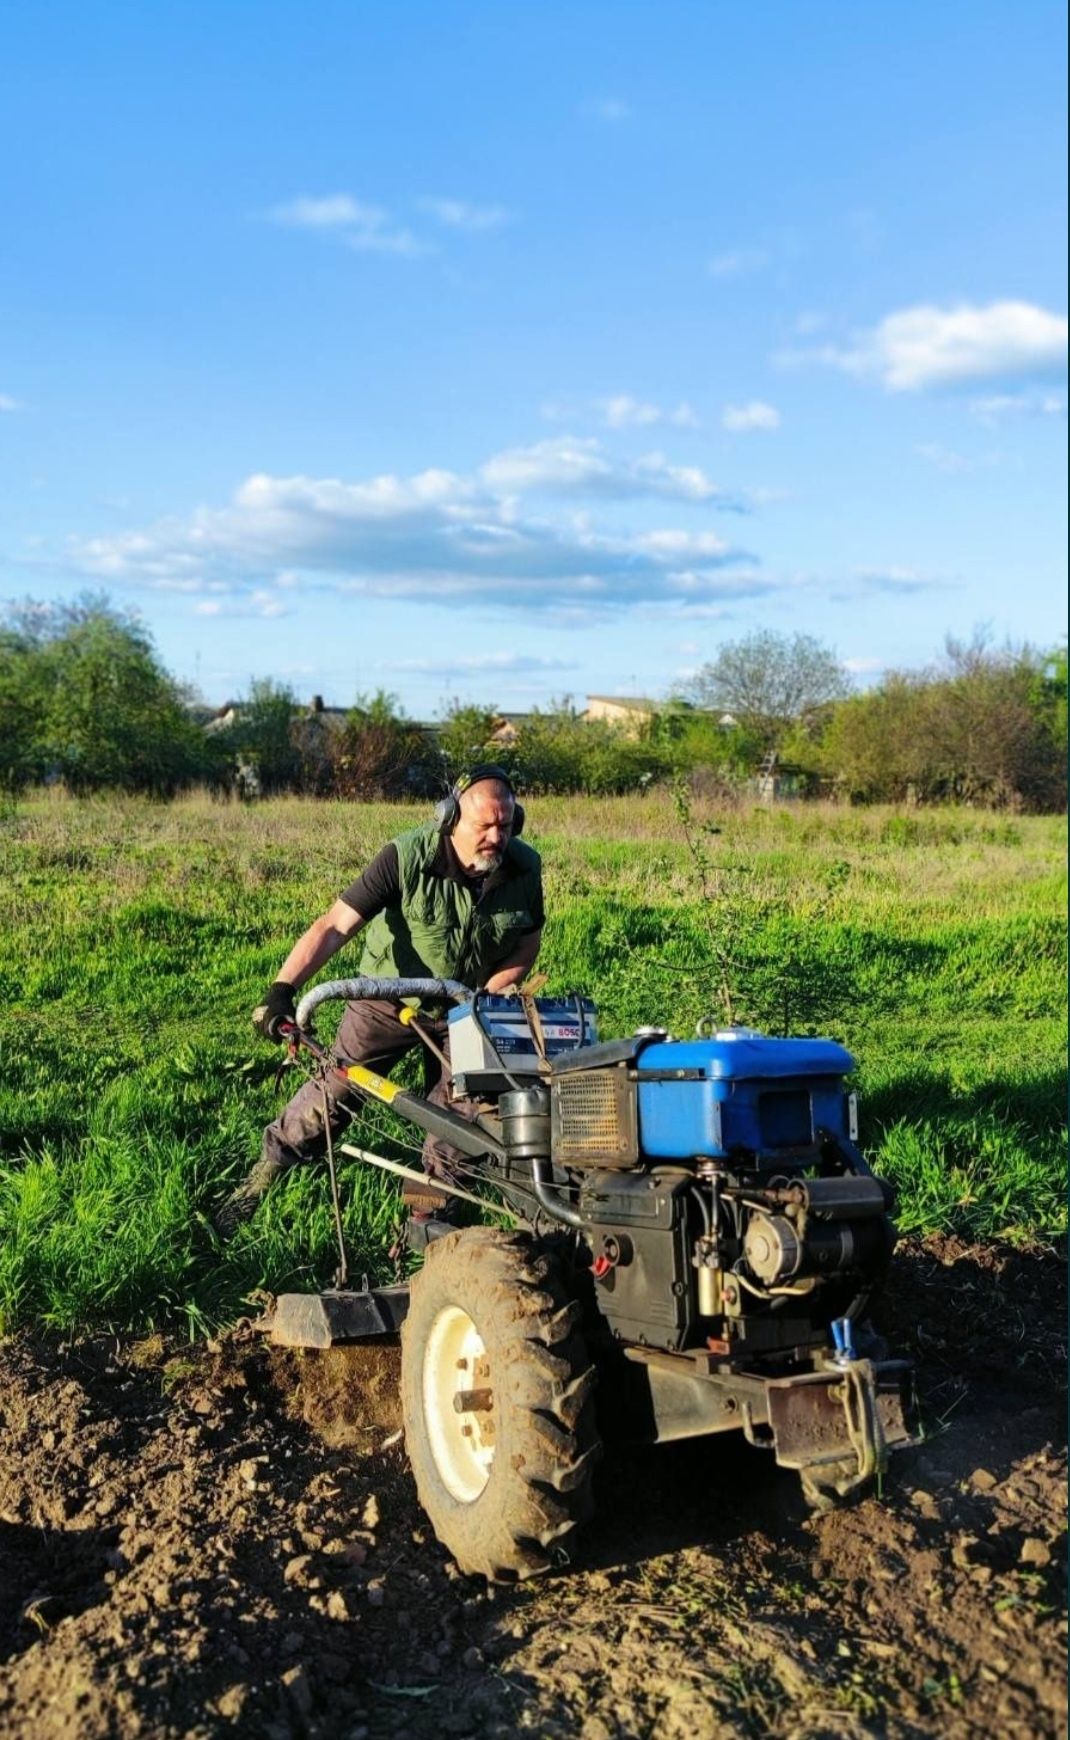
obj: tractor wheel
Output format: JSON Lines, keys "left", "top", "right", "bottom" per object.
{"left": 400, "top": 1226, "right": 600, "bottom": 1582}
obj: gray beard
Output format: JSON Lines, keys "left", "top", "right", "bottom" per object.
{"left": 470, "top": 851, "right": 504, "bottom": 874}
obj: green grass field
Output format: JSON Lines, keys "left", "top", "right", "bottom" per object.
{"left": 0, "top": 789, "right": 1065, "bottom": 1335}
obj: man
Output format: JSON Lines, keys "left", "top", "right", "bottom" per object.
{"left": 218, "top": 767, "right": 543, "bottom": 1235}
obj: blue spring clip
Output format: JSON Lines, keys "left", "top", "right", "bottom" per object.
{"left": 831, "top": 1316, "right": 856, "bottom": 1365}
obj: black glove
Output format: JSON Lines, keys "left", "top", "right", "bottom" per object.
{"left": 252, "top": 980, "right": 297, "bottom": 1042}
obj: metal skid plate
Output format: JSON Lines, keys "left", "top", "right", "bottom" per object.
{"left": 619, "top": 1347, "right": 916, "bottom": 1477}
{"left": 765, "top": 1359, "right": 916, "bottom": 1471}
{"left": 254, "top": 1285, "right": 410, "bottom": 1349}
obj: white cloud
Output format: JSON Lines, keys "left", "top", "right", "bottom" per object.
{"left": 193, "top": 590, "right": 291, "bottom": 620}
{"left": 662, "top": 602, "right": 739, "bottom": 620}
{"left": 267, "top": 195, "right": 372, "bottom": 229}
{"left": 265, "top": 193, "right": 426, "bottom": 256}
{"left": 635, "top": 531, "right": 733, "bottom": 560}
{"left": 722, "top": 401, "right": 781, "bottom": 433}
{"left": 582, "top": 97, "right": 631, "bottom": 122}
{"left": 0, "top": 393, "right": 20, "bottom": 413}
{"left": 418, "top": 197, "right": 511, "bottom": 231}
{"left": 67, "top": 446, "right": 764, "bottom": 618}
{"left": 853, "top": 566, "right": 952, "bottom": 593}
{"left": 390, "top": 652, "right": 576, "bottom": 675}
{"left": 915, "top": 442, "right": 998, "bottom": 474}
{"left": 542, "top": 395, "right": 698, "bottom": 429}
{"left": 843, "top": 656, "right": 884, "bottom": 675}
{"left": 792, "top": 300, "right": 1068, "bottom": 392}
{"left": 631, "top": 454, "right": 727, "bottom": 502}
{"left": 479, "top": 437, "right": 729, "bottom": 502}
{"left": 601, "top": 395, "right": 660, "bottom": 428}
{"left": 970, "top": 389, "right": 1068, "bottom": 426}
{"left": 708, "top": 248, "right": 769, "bottom": 279}
{"left": 599, "top": 394, "right": 698, "bottom": 429}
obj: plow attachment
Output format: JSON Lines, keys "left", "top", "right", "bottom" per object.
{"left": 253, "top": 1283, "right": 410, "bottom": 1349}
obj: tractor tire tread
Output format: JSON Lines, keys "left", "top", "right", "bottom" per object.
{"left": 401, "top": 1227, "right": 600, "bottom": 1583}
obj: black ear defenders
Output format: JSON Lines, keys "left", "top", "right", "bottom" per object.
{"left": 433, "top": 764, "right": 525, "bottom": 836}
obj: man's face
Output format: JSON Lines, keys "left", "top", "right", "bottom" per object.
{"left": 452, "top": 781, "right": 515, "bottom": 874}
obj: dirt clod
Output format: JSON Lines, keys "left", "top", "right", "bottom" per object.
{"left": 1021, "top": 1537, "right": 1053, "bottom": 1567}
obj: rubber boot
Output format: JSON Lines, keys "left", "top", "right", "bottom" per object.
{"left": 214, "top": 1156, "right": 289, "bottom": 1236}
{"left": 403, "top": 1209, "right": 461, "bottom": 1253}
{"left": 389, "top": 1177, "right": 461, "bottom": 1259}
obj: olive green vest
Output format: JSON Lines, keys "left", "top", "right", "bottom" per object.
{"left": 357, "top": 825, "right": 542, "bottom": 988}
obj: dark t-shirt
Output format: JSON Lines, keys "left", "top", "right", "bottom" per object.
{"left": 340, "top": 839, "right": 545, "bottom": 931}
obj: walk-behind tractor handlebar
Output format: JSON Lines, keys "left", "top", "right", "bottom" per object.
{"left": 255, "top": 978, "right": 918, "bottom": 1582}
{"left": 294, "top": 976, "right": 471, "bottom": 1028}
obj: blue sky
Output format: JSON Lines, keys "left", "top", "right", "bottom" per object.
{"left": 1, "top": 1, "right": 1066, "bottom": 716}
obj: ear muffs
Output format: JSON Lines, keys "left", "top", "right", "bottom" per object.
{"left": 434, "top": 764, "right": 524, "bottom": 836}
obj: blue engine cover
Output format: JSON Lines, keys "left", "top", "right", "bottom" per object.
{"left": 635, "top": 1032, "right": 855, "bottom": 1162}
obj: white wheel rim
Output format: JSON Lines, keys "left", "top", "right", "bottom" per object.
{"left": 422, "top": 1304, "right": 496, "bottom": 1503}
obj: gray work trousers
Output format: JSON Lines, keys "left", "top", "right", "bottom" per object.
{"left": 260, "top": 999, "right": 480, "bottom": 1190}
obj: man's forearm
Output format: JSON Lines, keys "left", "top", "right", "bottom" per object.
{"left": 484, "top": 930, "right": 542, "bottom": 993}
{"left": 276, "top": 904, "right": 364, "bottom": 991}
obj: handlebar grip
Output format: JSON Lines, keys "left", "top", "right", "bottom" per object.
{"left": 294, "top": 976, "right": 472, "bottom": 1029}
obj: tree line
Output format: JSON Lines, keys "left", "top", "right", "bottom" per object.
{"left": 1, "top": 598, "right": 1064, "bottom": 811}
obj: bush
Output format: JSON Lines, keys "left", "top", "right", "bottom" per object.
{"left": 436, "top": 703, "right": 502, "bottom": 776}
{"left": 816, "top": 636, "right": 1067, "bottom": 811}
{"left": 214, "top": 679, "right": 302, "bottom": 795}
{"left": 0, "top": 596, "right": 209, "bottom": 796}
{"left": 325, "top": 691, "right": 437, "bottom": 799}
{"left": 506, "top": 703, "right": 670, "bottom": 795}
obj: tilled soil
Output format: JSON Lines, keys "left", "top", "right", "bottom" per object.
{"left": 0, "top": 1235, "right": 1065, "bottom": 1740}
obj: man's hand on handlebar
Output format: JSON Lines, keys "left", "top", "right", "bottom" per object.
{"left": 252, "top": 980, "right": 298, "bottom": 1042}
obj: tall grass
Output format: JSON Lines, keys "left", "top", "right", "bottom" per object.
{"left": 0, "top": 790, "right": 1065, "bottom": 1334}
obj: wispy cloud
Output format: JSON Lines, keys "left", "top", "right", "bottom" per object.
{"left": 708, "top": 248, "right": 770, "bottom": 279}
{"left": 194, "top": 591, "right": 291, "bottom": 620}
{"left": 541, "top": 394, "right": 698, "bottom": 429}
{"left": 915, "top": 442, "right": 999, "bottom": 474}
{"left": 418, "top": 197, "right": 512, "bottom": 232}
{"left": 634, "top": 530, "right": 735, "bottom": 560}
{"left": 389, "top": 651, "right": 576, "bottom": 675}
{"left": 853, "top": 566, "right": 953, "bottom": 593}
{"left": 599, "top": 394, "right": 698, "bottom": 429}
{"left": 722, "top": 401, "right": 780, "bottom": 433}
{"left": 265, "top": 193, "right": 427, "bottom": 256}
{"left": 267, "top": 195, "right": 372, "bottom": 229}
{"left": 782, "top": 300, "right": 1068, "bottom": 392}
{"left": 0, "top": 393, "right": 21, "bottom": 412}
{"left": 581, "top": 97, "right": 631, "bottom": 123}
{"left": 969, "top": 389, "right": 1068, "bottom": 426}
{"left": 479, "top": 437, "right": 732, "bottom": 503}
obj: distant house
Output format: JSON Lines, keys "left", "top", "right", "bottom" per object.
{"left": 581, "top": 695, "right": 659, "bottom": 734}
{"left": 486, "top": 712, "right": 531, "bottom": 746}
{"left": 580, "top": 695, "right": 740, "bottom": 738}
{"left": 201, "top": 695, "right": 350, "bottom": 736}
{"left": 298, "top": 694, "right": 350, "bottom": 732}
{"left": 202, "top": 701, "right": 241, "bottom": 735}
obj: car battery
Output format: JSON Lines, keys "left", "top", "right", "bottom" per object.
{"left": 447, "top": 995, "right": 598, "bottom": 1096}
